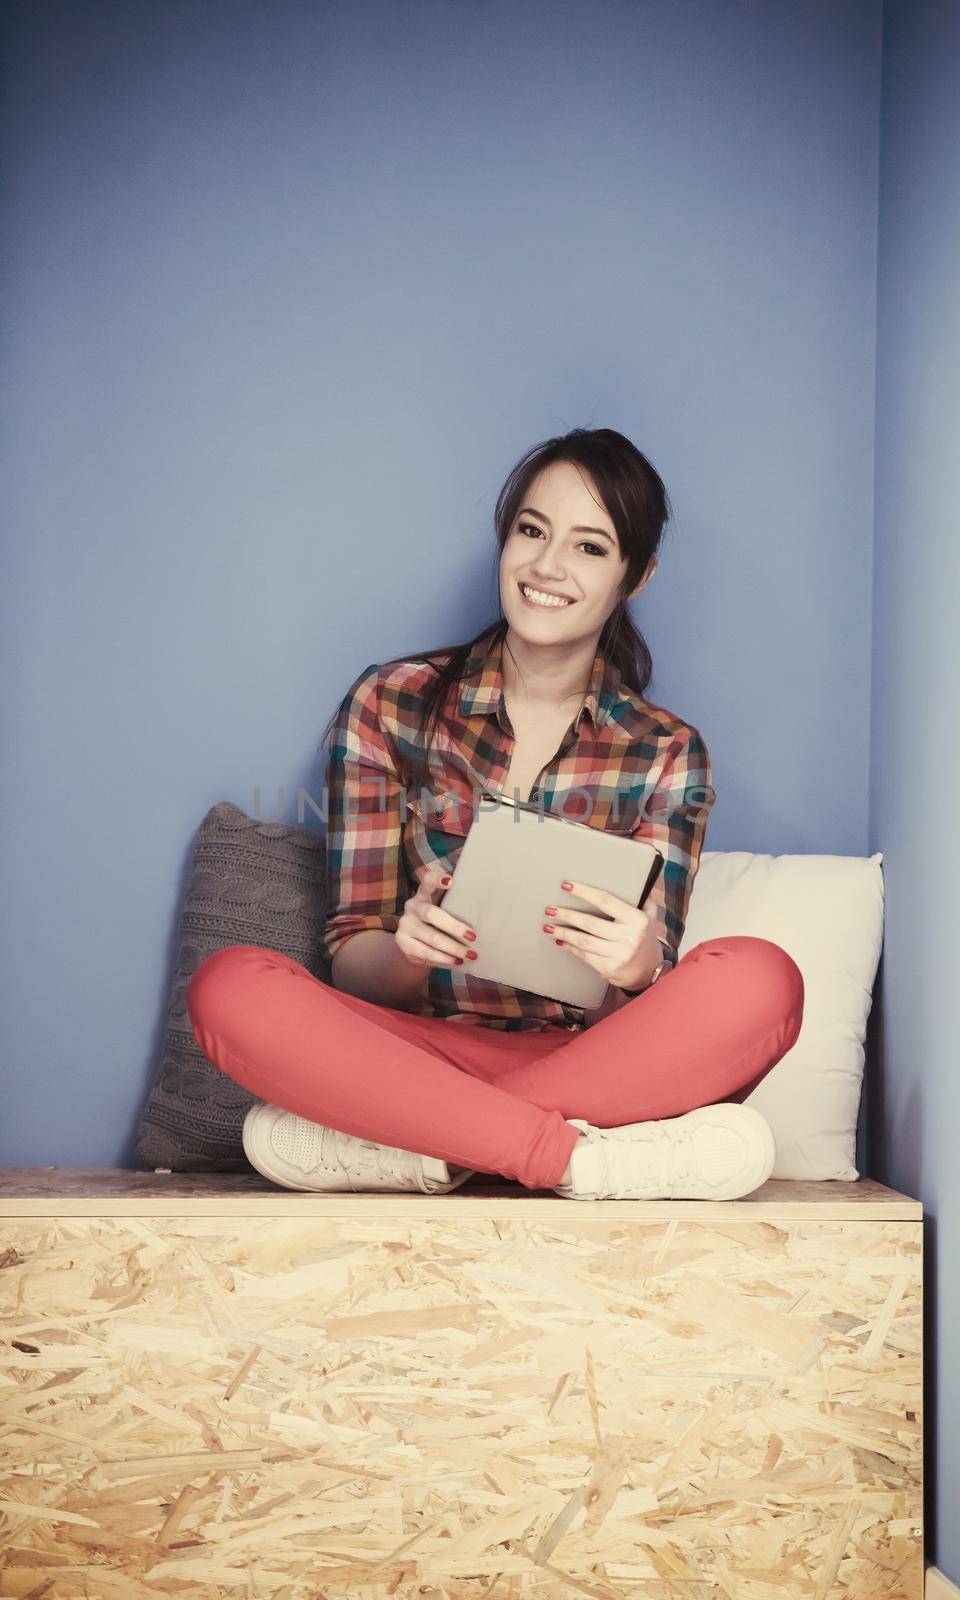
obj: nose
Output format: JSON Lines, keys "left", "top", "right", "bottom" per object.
{"left": 530, "top": 556, "right": 568, "bottom": 583}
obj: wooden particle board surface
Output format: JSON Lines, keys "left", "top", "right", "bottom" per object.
{"left": 0, "top": 1168, "right": 924, "bottom": 1597}
{"left": 0, "top": 1166, "right": 922, "bottom": 1218}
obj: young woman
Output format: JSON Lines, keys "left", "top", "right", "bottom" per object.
{"left": 186, "top": 428, "right": 804, "bottom": 1200}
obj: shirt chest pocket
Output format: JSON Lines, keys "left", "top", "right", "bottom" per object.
{"left": 404, "top": 775, "right": 481, "bottom": 849}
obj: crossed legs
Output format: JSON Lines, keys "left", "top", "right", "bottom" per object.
{"left": 186, "top": 935, "right": 804, "bottom": 1191}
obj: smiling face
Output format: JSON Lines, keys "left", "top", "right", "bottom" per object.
{"left": 500, "top": 459, "right": 646, "bottom": 646}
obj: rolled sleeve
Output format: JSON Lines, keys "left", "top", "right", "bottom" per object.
{"left": 631, "top": 727, "right": 716, "bottom": 970}
{"left": 320, "top": 664, "right": 410, "bottom": 967}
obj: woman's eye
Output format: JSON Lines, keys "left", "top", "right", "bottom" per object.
{"left": 517, "top": 521, "right": 606, "bottom": 556}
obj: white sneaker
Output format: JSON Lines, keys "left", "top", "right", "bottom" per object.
{"left": 553, "top": 1103, "right": 776, "bottom": 1201}
{"left": 242, "top": 1102, "right": 477, "bottom": 1194}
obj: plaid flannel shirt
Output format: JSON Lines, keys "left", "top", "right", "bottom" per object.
{"left": 320, "top": 630, "right": 717, "bottom": 1032}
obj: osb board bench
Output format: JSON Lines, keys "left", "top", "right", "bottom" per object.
{"left": 0, "top": 1168, "right": 923, "bottom": 1599}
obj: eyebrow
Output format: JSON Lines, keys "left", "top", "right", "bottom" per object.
{"left": 518, "top": 506, "right": 617, "bottom": 545}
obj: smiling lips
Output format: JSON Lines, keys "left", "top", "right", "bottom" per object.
{"left": 518, "top": 581, "right": 575, "bottom": 608}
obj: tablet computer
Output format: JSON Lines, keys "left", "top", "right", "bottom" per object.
{"left": 438, "top": 793, "right": 664, "bottom": 1008}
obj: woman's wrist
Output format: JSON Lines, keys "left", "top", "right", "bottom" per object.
{"left": 619, "top": 943, "right": 669, "bottom": 997}
{"left": 582, "top": 944, "right": 667, "bottom": 1026}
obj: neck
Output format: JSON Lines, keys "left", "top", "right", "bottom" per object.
{"left": 500, "top": 627, "right": 600, "bottom": 716}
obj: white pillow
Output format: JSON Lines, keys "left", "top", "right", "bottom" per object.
{"left": 680, "top": 851, "right": 884, "bottom": 1180}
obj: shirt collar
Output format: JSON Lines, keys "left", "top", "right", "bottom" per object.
{"left": 457, "top": 629, "right": 624, "bottom": 733}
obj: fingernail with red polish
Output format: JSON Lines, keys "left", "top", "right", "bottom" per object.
{"left": 560, "top": 881, "right": 573, "bottom": 891}
{"left": 555, "top": 938, "right": 564, "bottom": 946}
{"left": 467, "top": 950, "right": 478, "bottom": 960}
{"left": 441, "top": 875, "right": 452, "bottom": 886}
{"left": 454, "top": 956, "right": 463, "bottom": 964}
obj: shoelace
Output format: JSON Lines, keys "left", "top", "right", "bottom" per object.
{"left": 643, "top": 1122, "right": 701, "bottom": 1191}
{"left": 275, "top": 1116, "right": 415, "bottom": 1191}
{"left": 576, "top": 1118, "right": 704, "bottom": 1195}
{"left": 334, "top": 1130, "right": 414, "bottom": 1192}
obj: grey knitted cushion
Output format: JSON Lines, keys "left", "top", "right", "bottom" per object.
{"left": 134, "top": 801, "right": 331, "bottom": 1172}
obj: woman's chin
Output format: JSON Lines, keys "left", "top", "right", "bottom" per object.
{"left": 507, "top": 613, "right": 574, "bottom": 644}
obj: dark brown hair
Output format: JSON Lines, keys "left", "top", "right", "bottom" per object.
{"left": 319, "top": 426, "right": 672, "bottom": 795}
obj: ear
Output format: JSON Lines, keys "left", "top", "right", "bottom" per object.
{"left": 628, "top": 555, "right": 658, "bottom": 599}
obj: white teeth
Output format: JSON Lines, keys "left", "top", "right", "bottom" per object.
{"left": 521, "top": 584, "right": 572, "bottom": 608}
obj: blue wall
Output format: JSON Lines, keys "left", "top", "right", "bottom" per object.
{"left": 6, "top": 0, "right": 954, "bottom": 1575}
{"left": 1, "top": 0, "right": 881, "bottom": 1159}
{"left": 868, "top": 0, "right": 960, "bottom": 1581}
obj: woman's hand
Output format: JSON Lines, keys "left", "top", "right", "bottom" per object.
{"left": 543, "top": 879, "right": 665, "bottom": 992}
{"left": 394, "top": 865, "right": 477, "bottom": 971}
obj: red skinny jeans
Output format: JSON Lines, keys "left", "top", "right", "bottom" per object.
{"left": 186, "top": 936, "right": 804, "bottom": 1191}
